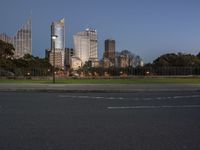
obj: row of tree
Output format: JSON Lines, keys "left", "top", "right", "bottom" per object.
{"left": 140, "top": 53, "right": 200, "bottom": 75}
{"left": 1, "top": 39, "right": 200, "bottom": 76}
{"left": 0, "top": 40, "right": 52, "bottom": 76}
{"left": 151, "top": 53, "right": 200, "bottom": 67}
{"left": 76, "top": 52, "right": 200, "bottom": 76}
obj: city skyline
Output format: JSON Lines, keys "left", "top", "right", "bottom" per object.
{"left": 1, "top": 0, "right": 200, "bottom": 63}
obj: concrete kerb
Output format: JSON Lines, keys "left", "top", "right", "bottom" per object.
{"left": 0, "top": 84, "right": 200, "bottom": 93}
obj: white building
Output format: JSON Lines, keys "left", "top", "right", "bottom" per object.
{"left": 70, "top": 56, "right": 82, "bottom": 70}
{"left": 73, "top": 28, "right": 98, "bottom": 66}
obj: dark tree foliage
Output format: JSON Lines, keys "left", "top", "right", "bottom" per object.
{"left": 13, "top": 54, "right": 52, "bottom": 70}
{"left": 10, "top": 55, "right": 52, "bottom": 76}
{"left": 153, "top": 53, "right": 200, "bottom": 67}
{"left": 0, "top": 43, "right": 52, "bottom": 76}
{"left": 0, "top": 40, "right": 15, "bottom": 59}
{"left": 197, "top": 52, "right": 200, "bottom": 59}
{"left": 142, "top": 52, "right": 200, "bottom": 75}
{"left": 0, "top": 40, "right": 16, "bottom": 72}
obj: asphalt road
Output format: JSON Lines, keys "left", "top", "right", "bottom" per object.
{"left": 0, "top": 83, "right": 200, "bottom": 92}
{"left": 0, "top": 91, "right": 200, "bottom": 150}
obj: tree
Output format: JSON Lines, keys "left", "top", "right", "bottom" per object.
{"left": 120, "top": 50, "right": 142, "bottom": 67}
{"left": 197, "top": 52, "right": 200, "bottom": 59}
{"left": 153, "top": 53, "right": 199, "bottom": 67}
{"left": 0, "top": 40, "right": 15, "bottom": 59}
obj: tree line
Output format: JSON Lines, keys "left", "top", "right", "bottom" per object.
{"left": 152, "top": 52, "right": 200, "bottom": 67}
{"left": 1, "top": 39, "right": 200, "bottom": 76}
{"left": 0, "top": 40, "right": 52, "bottom": 76}
{"left": 140, "top": 53, "right": 200, "bottom": 76}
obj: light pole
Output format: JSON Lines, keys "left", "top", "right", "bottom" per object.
{"left": 52, "top": 35, "right": 58, "bottom": 83}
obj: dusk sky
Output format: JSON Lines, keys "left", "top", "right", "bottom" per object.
{"left": 1, "top": 0, "right": 200, "bottom": 63}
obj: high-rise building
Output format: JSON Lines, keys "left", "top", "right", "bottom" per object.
{"left": 70, "top": 56, "right": 82, "bottom": 70}
{"left": 49, "top": 18, "right": 65, "bottom": 69}
{"left": 0, "top": 18, "right": 32, "bottom": 58}
{"left": 104, "top": 39, "right": 115, "bottom": 60}
{"left": 73, "top": 28, "right": 98, "bottom": 65}
{"left": 49, "top": 51, "right": 63, "bottom": 68}
{"left": 51, "top": 18, "right": 65, "bottom": 50}
{"left": 0, "top": 33, "right": 12, "bottom": 43}
{"left": 65, "top": 48, "right": 74, "bottom": 68}
{"left": 13, "top": 18, "right": 32, "bottom": 58}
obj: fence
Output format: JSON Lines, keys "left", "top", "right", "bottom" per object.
{"left": 1, "top": 66, "right": 200, "bottom": 79}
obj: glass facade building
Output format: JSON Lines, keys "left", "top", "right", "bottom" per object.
{"left": 50, "top": 18, "right": 65, "bottom": 69}
{"left": 51, "top": 18, "right": 65, "bottom": 50}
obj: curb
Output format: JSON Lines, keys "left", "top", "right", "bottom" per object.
{"left": 0, "top": 84, "right": 200, "bottom": 93}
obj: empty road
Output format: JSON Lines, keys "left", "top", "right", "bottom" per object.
{"left": 0, "top": 91, "right": 200, "bottom": 150}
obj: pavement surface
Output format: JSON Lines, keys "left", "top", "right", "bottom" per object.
{"left": 0, "top": 83, "right": 200, "bottom": 92}
{"left": 0, "top": 91, "right": 200, "bottom": 150}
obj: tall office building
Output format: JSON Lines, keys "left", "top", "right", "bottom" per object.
{"left": 73, "top": 28, "right": 98, "bottom": 65}
{"left": 104, "top": 39, "right": 115, "bottom": 64}
{"left": 51, "top": 18, "right": 65, "bottom": 50}
{"left": 13, "top": 18, "right": 32, "bottom": 58}
{"left": 50, "top": 18, "right": 65, "bottom": 69}
{"left": 65, "top": 48, "right": 74, "bottom": 68}
{"left": 0, "top": 33, "right": 12, "bottom": 43}
{"left": 0, "top": 18, "right": 32, "bottom": 58}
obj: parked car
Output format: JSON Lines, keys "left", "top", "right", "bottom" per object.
{"left": 0, "top": 70, "right": 15, "bottom": 79}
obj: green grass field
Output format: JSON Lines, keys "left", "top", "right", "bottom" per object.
{"left": 0, "top": 77, "right": 200, "bottom": 84}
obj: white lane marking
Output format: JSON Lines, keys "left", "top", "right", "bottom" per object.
{"left": 59, "top": 95, "right": 128, "bottom": 100}
{"left": 95, "top": 96, "right": 105, "bottom": 99}
{"left": 59, "top": 95, "right": 200, "bottom": 101}
{"left": 78, "top": 96, "right": 89, "bottom": 98}
{"left": 173, "top": 95, "right": 200, "bottom": 99}
{"left": 107, "top": 105, "right": 200, "bottom": 110}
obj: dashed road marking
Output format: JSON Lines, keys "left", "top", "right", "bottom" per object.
{"left": 107, "top": 105, "right": 200, "bottom": 110}
{"left": 59, "top": 95, "right": 128, "bottom": 100}
{"left": 59, "top": 95, "right": 200, "bottom": 101}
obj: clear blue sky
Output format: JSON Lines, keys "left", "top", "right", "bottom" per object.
{"left": 1, "top": 0, "right": 200, "bottom": 63}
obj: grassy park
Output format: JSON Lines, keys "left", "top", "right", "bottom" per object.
{"left": 0, "top": 77, "right": 200, "bottom": 84}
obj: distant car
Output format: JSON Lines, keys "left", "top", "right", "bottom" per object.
{"left": 69, "top": 72, "right": 79, "bottom": 79}
{"left": 0, "top": 70, "right": 15, "bottom": 79}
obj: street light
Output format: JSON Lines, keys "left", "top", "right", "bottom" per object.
{"left": 52, "top": 35, "right": 58, "bottom": 83}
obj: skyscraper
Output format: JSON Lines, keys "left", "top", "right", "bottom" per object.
{"left": 73, "top": 28, "right": 98, "bottom": 65}
{"left": 0, "top": 18, "right": 32, "bottom": 58}
{"left": 13, "top": 18, "right": 32, "bottom": 58}
{"left": 51, "top": 18, "right": 65, "bottom": 50}
{"left": 50, "top": 18, "right": 65, "bottom": 69}
{"left": 0, "top": 33, "right": 12, "bottom": 43}
{"left": 65, "top": 48, "right": 74, "bottom": 68}
{"left": 104, "top": 39, "right": 115, "bottom": 63}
